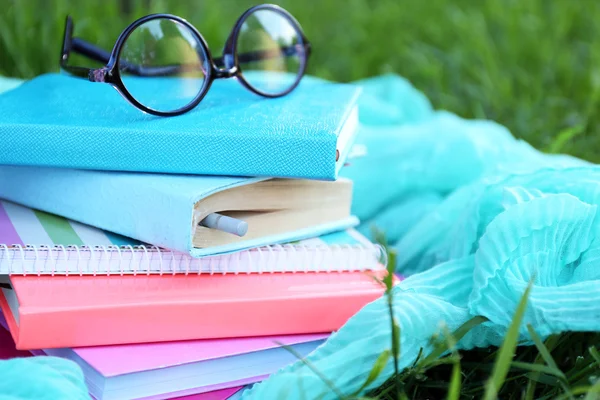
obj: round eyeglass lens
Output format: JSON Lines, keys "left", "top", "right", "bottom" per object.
{"left": 118, "top": 18, "right": 209, "bottom": 113}
{"left": 236, "top": 9, "right": 305, "bottom": 95}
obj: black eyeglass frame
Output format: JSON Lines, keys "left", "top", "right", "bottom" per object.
{"left": 60, "top": 4, "right": 312, "bottom": 116}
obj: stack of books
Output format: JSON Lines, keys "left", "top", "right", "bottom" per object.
{"left": 0, "top": 73, "right": 397, "bottom": 399}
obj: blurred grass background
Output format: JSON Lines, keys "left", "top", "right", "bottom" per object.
{"left": 1, "top": 0, "right": 600, "bottom": 162}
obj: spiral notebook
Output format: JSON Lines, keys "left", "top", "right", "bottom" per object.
{"left": 0, "top": 200, "right": 384, "bottom": 276}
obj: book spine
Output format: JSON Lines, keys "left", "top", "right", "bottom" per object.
{"left": 0, "top": 125, "right": 339, "bottom": 179}
{"left": 13, "top": 287, "right": 384, "bottom": 349}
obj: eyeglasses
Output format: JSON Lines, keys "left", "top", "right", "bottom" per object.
{"left": 60, "top": 4, "right": 311, "bottom": 116}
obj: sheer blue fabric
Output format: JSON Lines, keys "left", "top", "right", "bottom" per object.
{"left": 0, "top": 357, "right": 88, "bottom": 400}
{"left": 240, "top": 74, "right": 599, "bottom": 399}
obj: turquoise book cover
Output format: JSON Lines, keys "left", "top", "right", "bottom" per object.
{"left": 0, "top": 74, "right": 360, "bottom": 180}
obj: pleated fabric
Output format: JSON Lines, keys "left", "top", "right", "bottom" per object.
{"left": 241, "top": 76, "right": 600, "bottom": 399}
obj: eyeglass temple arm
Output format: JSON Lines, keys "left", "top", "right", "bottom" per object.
{"left": 68, "top": 37, "right": 155, "bottom": 77}
{"left": 61, "top": 15, "right": 162, "bottom": 79}
{"left": 213, "top": 44, "right": 305, "bottom": 67}
{"left": 71, "top": 38, "right": 112, "bottom": 64}
{"left": 60, "top": 16, "right": 107, "bottom": 81}
{"left": 67, "top": 36, "right": 198, "bottom": 77}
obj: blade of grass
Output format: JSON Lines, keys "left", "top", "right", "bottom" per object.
{"left": 554, "top": 385, "right": 600, "bottom": 400}
{"left": 583, "top": 379, "right": 600, "bottom": 400}
{"left": 419, "top": 315, "right": 488, "bottom": 366}
{"left": 410, "top": 348, "right": 424, "bottom": 369}
{"left": 567, "top": 355, "right": 600, "bottom": 386}
{"left": 511, "top": 361, "right": 567, "bottom": 379}
{"left": 525, "top": 333, "right": 564, "bottom": 400}
{"left": 274, "top": 341, "right": 346, "bottom": 399}
{"left": 527, "top": 372, "right": 566, "bottom": 386}
{"left": 483, "top": 280, "right": 533, "bottom": 400}
{"left": 589, "top": 346, "right": 600, "bottom": 366}
{"left": 525, "top": 368, "right": 540, "bottom": 399}
{"left": 352, "top": 350, "right": 391, "bottom": 395}
{"left": 526, "top": 325, "right": 564, "bottom": 378}
{"left": 544, "top": 124, "right": 585, "bottom": 153}
{"left": 418, "top": 355, "right": 461, "bottom": 369}
{"left": 445, "top": 327, "right": 462, "bottom": 400}
{"left": 385, "top": 249, "right": 402, "bottom": 399}
{"left": 524, "top": 325, "right": 573, "bottom": 398}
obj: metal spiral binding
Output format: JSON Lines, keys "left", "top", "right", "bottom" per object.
{"left": 0, "top": 242, "right": 387, "bottom": 276}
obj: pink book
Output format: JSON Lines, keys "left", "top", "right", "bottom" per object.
{"left": 0, "top": 271, "right": 392, "bottom": 349}
{"left": 0, "top": 311, "right": 324, "bottom": 400}
{"left": 170, "top": 387, "right": 243, "bottom": 400}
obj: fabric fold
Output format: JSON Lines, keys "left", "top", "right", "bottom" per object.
{"left": 241, "top": 76, "right": 600, "bottom": 399}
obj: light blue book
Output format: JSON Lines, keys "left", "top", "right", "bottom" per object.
{"left": 0, "top": 73, "right": 360, "bottom": 180}
{"left": 0, "top": 166, "right": 363, "bottom": 259}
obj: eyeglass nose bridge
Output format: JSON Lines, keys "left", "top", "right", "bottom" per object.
{"left": 213, "top": 66, "right": 238, "bottom": 79}
{"left": 213, "top": 53, "right": 237, "bottom": 79}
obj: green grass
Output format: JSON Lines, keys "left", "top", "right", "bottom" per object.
{"left": 369, "top": 331, "right": 600, "bottom": 400}
{"left": 1, "top": 0, "right": 600, "bottom": 398}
